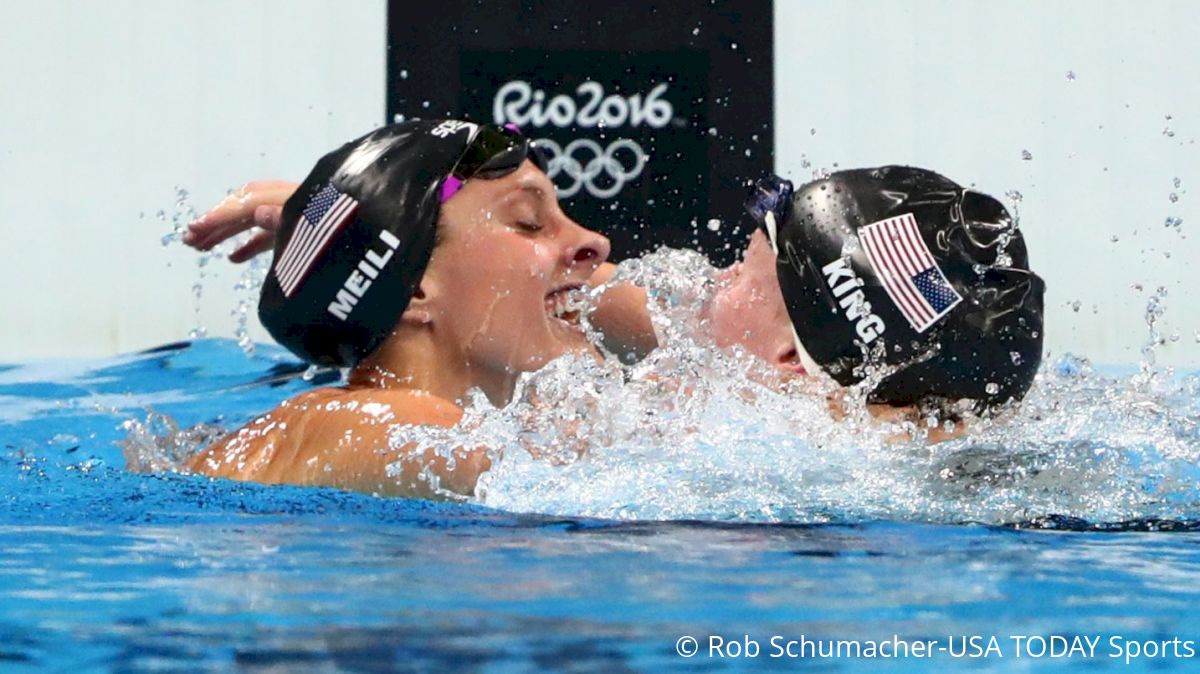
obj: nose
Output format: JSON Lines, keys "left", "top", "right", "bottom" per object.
{"left": 773, "top": 344, "right": 802, "bottom": 371}
{"left": 769, "top": 308, "right": 805, "bottom": 373}
{"left": 563, "top": 219, "right": 611, "bottom": 275}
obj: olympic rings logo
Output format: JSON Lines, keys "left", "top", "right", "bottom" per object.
{"left": 535, "top": 137, "right": 648, "bottom": 199}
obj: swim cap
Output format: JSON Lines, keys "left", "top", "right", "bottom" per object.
{"left": 745, "top": 166, "right": 1045, "bottom": 411}
{"left": 259, "top": 120, "right": 544, "bottom": 367}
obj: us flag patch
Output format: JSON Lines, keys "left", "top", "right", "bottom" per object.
{"left": 274, "top": 184, "right": 359, "bottom": 297}
{"left": 859, "top": 213, "right": 961, "bottom": 333}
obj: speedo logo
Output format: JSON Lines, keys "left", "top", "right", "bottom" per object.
{"left": 821, "top": 258, "right": 886, "bottom": 343}
{"left": 327, "top": 230, "right": 402, "bottom": 321}
{"left": 430, "top": 120, "right": 478, "bottom": 138}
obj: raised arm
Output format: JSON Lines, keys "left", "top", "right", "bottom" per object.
{"left": 184, "top": 180, "right": 297, "bottom": 262}
{"left": 587, "top": 262, "right": 658, "bottom": 363}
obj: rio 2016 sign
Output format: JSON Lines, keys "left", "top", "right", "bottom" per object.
{"left": 494, "top": 81, "right": 675, "bottom": 200}
{"left": 494, "top": 81, "right": 674, "bottom": 130}
{"left": 387, "top": 1, "right": 773, "bottom": 265}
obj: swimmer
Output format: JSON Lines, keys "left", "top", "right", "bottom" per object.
{"left": 742, "top": 167, "right": 1044, "bottom": 414}
{"left": 183, "top": 120, "right": 610, "bottom": 497}
{"left": 188, "top": 166, "right": 1043, "bottom": 421}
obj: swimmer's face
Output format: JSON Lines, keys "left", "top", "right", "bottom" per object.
{"left": 709, "top": 229, "right": 805, "bottom": 374}
{"left": 424, "top": 160, "right": 610, "bottom": 382}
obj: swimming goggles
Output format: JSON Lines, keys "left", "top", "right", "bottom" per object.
{"left": 743, "top": 174, "right": 794, "bottom": 251}
{"left": 440, "top": 124, "right": 549, "bottom": 203}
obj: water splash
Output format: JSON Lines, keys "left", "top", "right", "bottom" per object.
{"left": 122, "top": 411, "right": 226, "bottom": 474}
{"left": 471, "top": 254, "right": 1200, "bottom": 525}
{"left": 160, "top": 188, "right": 270, "bottom": 354}
{"left": 125, "top": 250, "right": 1200, "bottom": 528}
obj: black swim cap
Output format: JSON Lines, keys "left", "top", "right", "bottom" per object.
{"left": 259, "top": 120, "right": 543, "bottom": 367}
{"left": 745, "top": 166, "right": 1045, "bottom": 411}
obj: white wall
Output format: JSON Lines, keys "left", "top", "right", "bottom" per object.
{"left": 775, "top": 0, "right": 1200, "bottom": 366}
{"left": 0, "top": 0, "right": 385, "bottom": 359}
{"left": 2, "top": 0, "right": 1197, "bottom": 366}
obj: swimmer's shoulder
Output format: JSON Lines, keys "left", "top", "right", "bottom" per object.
{"left": 287, "top": 386, "right": 463, "bottom": 425}
{"left": 187, "top": 386, "right": 464, "bottom": 485}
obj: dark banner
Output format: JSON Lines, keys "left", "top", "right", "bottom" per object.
{"left": 387, "top": 1, "right": 773, "bottom": 265}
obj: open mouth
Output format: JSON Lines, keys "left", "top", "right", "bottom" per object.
{"left": 545, "top": 285, "right": 587, "bottom": 327}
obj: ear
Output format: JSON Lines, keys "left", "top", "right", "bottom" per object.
{"left": 398, "top": 278, "right": 437, "bottom": 326}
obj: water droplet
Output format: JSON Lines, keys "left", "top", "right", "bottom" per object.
{"left": 707, "top": 127, "right": 717, "bottom": 136}
{"left": 1069, "top": 300, "right": 1082, "bottom": 312}
{"left": 809, "top": 128, "right": 817, "bottom": 136}
{"left": 744, "top": 148, "right": 752, "bottom": 158}
{"left": 691, "top": 26, "right": 700, "bottom": 36}
{"left": 1173, "top": 177, "right": 1182, "bottom": 188}
{"left": 1005, "top": 189, "right": 1023, "bottom": 203}
{"left": 1169, "top": 193, "right": 1179, "bottom": 203}
{"left": 730, "top": 42, "right": 738, "bottom": 50}
{"left": 706, "top": 218, "right": 721, "bottom": 232}
{"left": 1066, "top": 70, "right": 1076, "bottom": 81}
{"left": 421, "top": 100, "right": 430, "bottom": 109}
{"left": 1010, "top": 351, "right": 1023, "bottom": 365}
{"left": 985, "top": 382, "right": 1000, "bottom": 395}
{"left": 393, "top": 113, "right": 406, "bottom": 123}
{"left": 399, "top": 69, "right": 408, "bottom": 79}
{"left": 1165, "top": 216, "right": 1183, "bottom": 229}
{"left": 1110, "top": 235, "right": 1120, "bottom": 243}
{"left": 1021, "top": 149, "right": 1033, "bottom": 161}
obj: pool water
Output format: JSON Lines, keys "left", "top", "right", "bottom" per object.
{"left": 3, "top": 339, "right": 1200, "bottom": 672}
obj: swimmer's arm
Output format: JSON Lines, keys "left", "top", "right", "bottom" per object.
{"left": 184, "top": 180, "right": 296, "bottom": 262}
{"left": 587, "top": 262, "right": 658, "bottom": 362}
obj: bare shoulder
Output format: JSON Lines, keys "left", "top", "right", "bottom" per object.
{"left": 186, "top": 387, "right": 470, "bottom": 495}
{"left": 279, "top": 387, "right": 463, "bottom": 431}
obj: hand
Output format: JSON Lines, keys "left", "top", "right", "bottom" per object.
{"left": 183, "top": 180, "right": 298, "bottom": 262}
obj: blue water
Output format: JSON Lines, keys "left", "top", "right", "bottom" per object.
{"left": 3, "top": 339, "right": 1200, "bottom": 672}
